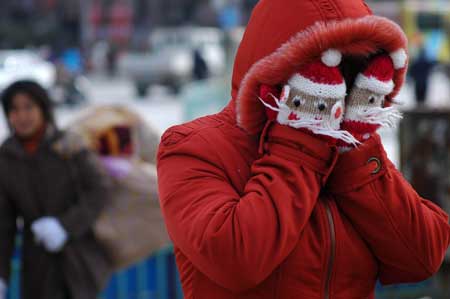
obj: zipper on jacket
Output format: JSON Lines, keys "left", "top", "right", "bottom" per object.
{"left": 323, "top": 201, "right": 335, "bottom": 299}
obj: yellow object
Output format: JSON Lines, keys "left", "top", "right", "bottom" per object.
{"left": 401, "top": 0, "right": 450, "bottom": 63}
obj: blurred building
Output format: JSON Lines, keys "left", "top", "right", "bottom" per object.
{"left": 0, "top": 0, "right": 256, "bottom": 50}
{"left": 0, "top": 0, "right": 80, "bottom": 52}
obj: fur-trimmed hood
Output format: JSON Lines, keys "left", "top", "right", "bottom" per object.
{"left": 231, "top": 0, "right": 408, "bottom": 134}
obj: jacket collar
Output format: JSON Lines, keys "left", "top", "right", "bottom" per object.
{"left": 1, "top": 125, "right": 62, "bottom": 158}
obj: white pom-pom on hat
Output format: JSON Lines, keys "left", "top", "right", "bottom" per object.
{"left": 321, "top": 49, "right": 342, "bottom": 67}
{"left": 390, "top": 48, "right": 407, "bottom": 69}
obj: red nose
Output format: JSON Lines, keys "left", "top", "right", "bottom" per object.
{"left": 334, "top": 107, "right": 342, "bottom": 119}
{"left": 288, "top": 112, "right": 299, "bottom": 120}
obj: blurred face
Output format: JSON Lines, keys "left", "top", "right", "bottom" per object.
{"left": 8, "top": 93, "right": 45, "bottom": 138}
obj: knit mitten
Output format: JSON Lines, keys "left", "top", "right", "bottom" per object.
{"left": 32, "top": 217, "right": 68, "bottom": 253}
{"left": 259, "top": 49, "right": 358, "bottom": 146}
{"left": 338, "top": 53, "right": 405, "bottom": 152}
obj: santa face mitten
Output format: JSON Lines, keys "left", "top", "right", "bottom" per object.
{"left": 260, "top": 49, "right": 359, "bottom": 146}
{"left": 338, "top": 52, "right": 406, "bottom": 151}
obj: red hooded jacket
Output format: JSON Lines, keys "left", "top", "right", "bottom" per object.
{"left": 157, "top": 1, "right": 450, "bottom": 298}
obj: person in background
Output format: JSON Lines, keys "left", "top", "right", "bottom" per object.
{"left": 409, "top": 46, "right": 436, "bottom": 107}
{"left": 106, "top": 42, "right": 119, "bottom": 77}
{"left": 192, "top": 48, "right": 209, "bottom": 81}
{"left": 0, "top": 81, "right": 112, "bottom": 299}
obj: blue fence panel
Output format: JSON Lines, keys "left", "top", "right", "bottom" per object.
{"left": 376, "top": 279, "right": 437, "bottom": 299}
{"left": 8, "top": 233, "right": 182, "bottom": 299}
{"left": 7, "top": 234, "right": 22, "bottom": 299}
{"left": 99, "top": 246, "right": 182, "bottom": 299}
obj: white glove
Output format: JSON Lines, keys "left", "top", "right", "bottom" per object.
{"left": 0, "top": 278, "right": 7, "bottom": 299}
{"left": 31, "top": 217, "right": 68, "bottom": 253}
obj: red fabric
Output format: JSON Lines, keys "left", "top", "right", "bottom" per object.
{"left": 363, "top": 54, "right": 395, "bottom": 82}
{"left": 328, "top": 135, "right": 450, "bottom": 284}
{"left": 341, "top": 120, "right": 380, "bottom": 135}
{"left": 259, "top": 84, "right": 280, "bottom": 121}
{"left": 336, "top": 120, "right": 380, "bottom": 146}
{"left": 19, "top": 124, "right": 47, "bottom": 154}
{"left": 158, "top": 104, "right": 449, "bottom": 298}
{"left": 157, "top": 1, "right": 449, "bottom": 298}
{"left": 298, "top": 61, "right": 344, "bottom": 85}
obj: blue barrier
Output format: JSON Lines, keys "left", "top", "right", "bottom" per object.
{"left": 100, "top": 246, "right": 183, "bottom": 299}
{"left": 7, "top": 233, "right": 183, "bottom": 299}
{"left": 375, "top": 279, "right": 436, "bottom": 299}
{"left": 7, "top": 235, "right": 21, "bottom": 299}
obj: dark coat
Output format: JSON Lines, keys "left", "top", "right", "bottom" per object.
{"left": 0, "top": 128, "right": 113, "bottom": 299}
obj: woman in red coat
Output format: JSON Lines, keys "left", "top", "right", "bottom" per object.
{"left": 157, "top": 1, "right": 450, "bottom": 298}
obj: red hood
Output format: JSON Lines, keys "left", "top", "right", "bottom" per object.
{"left": 232, "top": 0, "right": 408, "bottom": 134}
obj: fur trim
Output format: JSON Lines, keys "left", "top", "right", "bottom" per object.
{"left": 236, "top": 15, "right": 408, "bottom": 134}
{"left": 354, "top": 73, "right": 394, "bottom": 95}
{"left": 288, "top": 74, "right": 346, "bottom": 98}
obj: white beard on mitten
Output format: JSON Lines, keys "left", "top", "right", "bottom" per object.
{"left": 259, "top": 49, "right": 359, "bottom": 146}
{"left": 31, "top": 217, "right": 68, "bottom": 253}
{"left": 338, "top": 51, "right": 406, "bottom": 152}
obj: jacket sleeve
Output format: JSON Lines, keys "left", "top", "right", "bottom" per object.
{"left": 60, "top": 150, "right": 111, "bottom": 238}
{"left": 157, "top": 123, "right": 339, "bottom": 292}
{"left": 327, "top": 134, "right": 450, "bottom": 285}
{"left": 0, "top": 184, "right": 16, "bottom": 282}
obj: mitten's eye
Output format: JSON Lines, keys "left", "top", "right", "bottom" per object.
{"left": 293, "top": 95, "right": 305, "bottom": 107}
{"left": 316, "top": 100, "right": 327, "bottom": 111}
{"left": 368, "top": 95, "right": 376, "bottom": 104}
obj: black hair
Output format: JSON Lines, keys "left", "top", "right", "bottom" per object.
{"left": 339, "top": 55, "right": 370, "bottom": 90}
{"left": 1, "top": 80, "right": 55, "bottom": 125}
{"left": 339, "top": 51, "right": 386, "bottom": 90}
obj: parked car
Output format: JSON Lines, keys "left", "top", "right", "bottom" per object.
{"left": 0, "top": 50, "right": 56, "bottom": 91}
{"left": 118, "top": 27, "right": 226, "bottom": 96}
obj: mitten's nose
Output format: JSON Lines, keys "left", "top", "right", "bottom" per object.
{"left": 332, "top": 101, "right": 343, "bottom": 120}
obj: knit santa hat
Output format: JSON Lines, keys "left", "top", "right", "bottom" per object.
{"left": 288, "top": 49, "right": 346, "bottom": 99}
{"left": 354, "top": 50, "right": 406, "bottom": 95}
